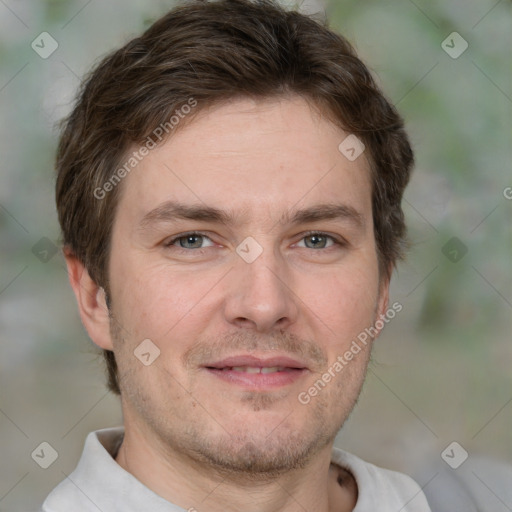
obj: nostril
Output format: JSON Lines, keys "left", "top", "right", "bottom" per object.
{"left": 233, "top": 317, "right": 258, "bottom": 329}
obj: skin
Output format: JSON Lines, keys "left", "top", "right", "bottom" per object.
{"left": 66, "top": 95, "right": 390, "bottom": 512}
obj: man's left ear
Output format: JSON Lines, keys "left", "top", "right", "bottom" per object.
{"left": 374, "top": 271, "right": 391, "bottom": 338}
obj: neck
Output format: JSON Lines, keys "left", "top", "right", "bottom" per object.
{"left": 115, "top": 419, "right": 354, "bottom": 512}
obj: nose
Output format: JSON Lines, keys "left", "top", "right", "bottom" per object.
{"left": 223, "top": 245, "right": 299, "bottom": 332}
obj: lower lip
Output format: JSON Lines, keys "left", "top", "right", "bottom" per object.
{"left": 205, "top": 368, "right": 308, "bottom": 389}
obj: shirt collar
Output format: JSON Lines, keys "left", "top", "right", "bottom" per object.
{"left": 55, "top": 426, "right": 185, "bottom": 511}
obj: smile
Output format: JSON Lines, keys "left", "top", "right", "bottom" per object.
{"left": 204, "top": 359, "right": 308, "bottom": 389}
{"left": 223, "top": 366, "right": 292, "bottom": 373}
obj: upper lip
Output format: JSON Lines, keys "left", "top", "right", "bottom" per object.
{"left": 204, "top": 355, "right": 308, "bottom": 370}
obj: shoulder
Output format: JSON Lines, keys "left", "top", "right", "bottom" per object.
{"left": 40, "top": 427, "right": 125, "bottom": 512}
{"left": 40, "top": 479, "right": 101, "bottom": 512}
{"left": 331, "top": 447, "right": 432, "bottom": 512}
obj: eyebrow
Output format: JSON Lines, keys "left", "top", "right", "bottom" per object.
{"left": 137, "top": 200, "right": 365, "bottom": 231}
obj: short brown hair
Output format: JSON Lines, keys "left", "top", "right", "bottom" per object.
{"left": 56, "top": 0, "right": 414, "bottom": 395}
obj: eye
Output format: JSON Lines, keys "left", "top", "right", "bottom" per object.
{"left": 166, "top": 232, "right": 215, "bottom": 249}
{"left": 296, "top": 232, "right": 340, "bottom": 249}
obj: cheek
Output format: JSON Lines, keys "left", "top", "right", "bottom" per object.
{"left": 301, "top": 262, "right": 379, "bottom": 342}
{"left": 110, "top": 259, "right": 221, "bottom": 344}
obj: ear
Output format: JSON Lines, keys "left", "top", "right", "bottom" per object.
{"left": 64, "top": 247, "right": 113, "bottom": 350}
{"left": 373, "top": 268, "right": 391, "bottom": 339}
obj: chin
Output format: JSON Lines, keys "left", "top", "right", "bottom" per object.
{"left": 177, "top": 409, "right": 340, "bottom": 479}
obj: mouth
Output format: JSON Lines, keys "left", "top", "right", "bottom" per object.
{"left": 203, "top": 355, "right": 309, "bottom": 390}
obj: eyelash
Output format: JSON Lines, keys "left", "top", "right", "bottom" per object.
{"left": 164, "top": 231, "right": 213, "bottom": 250}
{"left": 164, "top": 231, "right": 346, "bottom": 251}
{"left": 298, "top": 231, "right": 347, "bottom": 248}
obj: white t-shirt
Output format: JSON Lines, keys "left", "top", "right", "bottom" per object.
{"left": 41, "top": 427, "right": 432, "bottom": 512}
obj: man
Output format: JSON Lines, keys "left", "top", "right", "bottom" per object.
{"left": 42, "top": 0, "right": 432, "bottom": 510}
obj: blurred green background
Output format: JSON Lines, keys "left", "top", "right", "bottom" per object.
{"left": 0, "top": 0, "right": 510, "bottom": 510}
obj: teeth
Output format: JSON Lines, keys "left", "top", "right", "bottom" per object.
{"left": 235, "top": 366, "right": 261, "bottom": 374}
{"left": 261, "top": 366, "right": 281, "bottom": 374}
{"left": 230, "top": 366, "right": 284, "bottom": 374}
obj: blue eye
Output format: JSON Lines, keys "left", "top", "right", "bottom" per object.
{"left": 167, "top": 232, "right": 214, "bottom": 249}
{"left": 297, "top": 233, "right": 337, "bottom": 249}
{"left": 164, "top": 231, "right": 344, "bottom": 253}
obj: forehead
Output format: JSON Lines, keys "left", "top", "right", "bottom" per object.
{"left": 116, "top": 95, "right": 372, "bottom": 224}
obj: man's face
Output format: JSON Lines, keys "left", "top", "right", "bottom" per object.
{"left": 106, "top": 95, "right": 388, "bottom": 474}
